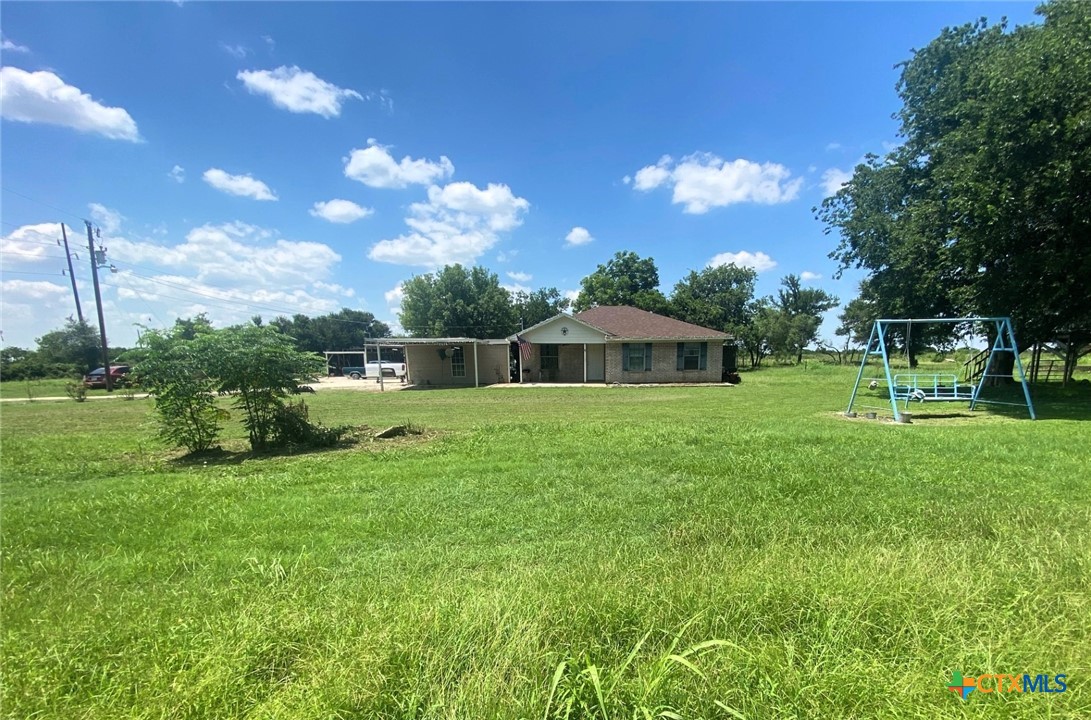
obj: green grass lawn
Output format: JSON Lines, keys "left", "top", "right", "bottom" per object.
{"left": 2, "top": 366, "right": 1089, "bottom": 719}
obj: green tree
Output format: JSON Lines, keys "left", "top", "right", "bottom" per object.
{"left": 512, "top": 287, "right": 571, "bottom": 329}
{"left": 271, "top": 309, "right": 391, "bottom": 352}
{"left": 172, "top": 313, "right": 215, "bottom": 340}
{"left": 400, "top": 265, "right": 514, "bottom": 338}
{"left": 206, "top": 325, "right": 326, "bottom": 451}
{"left": 836, "top": 287, "right": 879, "bottom": 347}
{"left": 772, "top": 274, "right": 838, "bottom": 363}
{"left": 33, "top": 318, "right": 102, "bottom": 374}
{"left": 817, "top": 1, "right": 1091, "bottom": 380}
{"left": 668, "top": 263, "right": 757, "bottom": 332}
{"left": 137, "top": 327, "right": 223, "bottom": 453}
{"left": 574, "top": 251, "right": 669, "bottom": 313}
{"left": 731, "top": 299, "right": 776, "bottom": 369}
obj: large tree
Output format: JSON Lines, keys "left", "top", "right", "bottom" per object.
{"left": 771, "top": 274, "right": 838, "bottom": 364}
{"left": 818, "top": 1, "right": 1091, "bottom": 380}
{"left": 573, "top": 251, "right": 669, "bottom": 313}
{"left": 399, "top": 264, "right": 514, "bottom": 339}
{"left": 512, "top": 287, "right": 571, "bottom": 329}
{"left": 34, "top": 318, "right": 102, "bottom": 373}
{"left": 668, "top": 263, "right": 757, "bottom": 332}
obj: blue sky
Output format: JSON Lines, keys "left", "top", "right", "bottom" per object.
{"left": 1, "top": 1, "right": 1041, "bottom": 349}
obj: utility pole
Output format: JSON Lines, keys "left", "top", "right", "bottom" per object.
{"left": 59, "top": 223, "right": 84, "bottom": 324}
{"left": 85, "top": 221, "right": 112, "bottom": 392}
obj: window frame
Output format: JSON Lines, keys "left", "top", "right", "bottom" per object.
{"left": 540, "top": 344, "right": 559, "bottom": 371}
{"left": 451, "top": 347, "right": 466, "bottom": 377}
{"left": 676, "top": 342, "right": 708, "bottom": 371}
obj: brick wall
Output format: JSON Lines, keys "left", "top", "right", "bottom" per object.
{"left": 605, "top": 342, "right": 723, "bottom": 384}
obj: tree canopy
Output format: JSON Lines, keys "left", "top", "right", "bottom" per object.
{"left": 270, "top": 309, "right": 390, "bottom": 352}
{"left": 399, "top": 265, "right": 515, "bottom": 339}
{"left": 668, "top": 263, "right": 757, "bottom": 333}
{"left": 817, "top": 0, "right": 1091, "bottom": 374}
{"left": 574, "top": 251, "right": 669, "bottom": 314}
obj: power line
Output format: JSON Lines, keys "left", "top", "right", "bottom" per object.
{"left": 0, "top": 186, "right": 88, "bottom": 224}
{"left": 1, "top": 249, "right": 69, "bottom": 261}
{"left": 0, "top": 270, "right": 68, "bottom": 278}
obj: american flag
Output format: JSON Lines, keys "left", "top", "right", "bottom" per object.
{"left": 516, "top": 334, "right": 533, "bottom": 362}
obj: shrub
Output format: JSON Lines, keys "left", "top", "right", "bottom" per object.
{"left": 64, "top": 381, "right": 87, "bottom": 403}
{"left": 270, "top": 400, "right": 349, "bottom": 449}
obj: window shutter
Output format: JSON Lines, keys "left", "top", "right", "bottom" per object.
{"left": 622, "top": 343, "right": 630, "bottom": 371}
{"left": 699, "top": 342, "right": 708, "bottom": 370}
{"left": 676, "top": 343, "right": 684, "bottom": 371}
{"left": 645, "top": 343, "right": 653, "bottom": 371}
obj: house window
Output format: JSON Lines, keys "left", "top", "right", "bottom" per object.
{"left": 677, "top": 342, "right": 707, "bottom": 371}
{"left": 622, "top": 343, "right": 653, "bottom": 371}
{"left": 540, "top": 344, "right": 559, "bottom": 371}
{"left": 451, "top": 347, "right": 466, "bottom": 377}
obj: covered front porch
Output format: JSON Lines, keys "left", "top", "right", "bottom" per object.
{"left": 512, "top": 313, "right": 609, "bottom": 384}
{"left": 518, "top": 342, "right": 606, "bottom": 383}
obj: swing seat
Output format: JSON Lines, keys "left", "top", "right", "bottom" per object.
{"left": 893, "top": 374, "right": 975, "bottom": 407}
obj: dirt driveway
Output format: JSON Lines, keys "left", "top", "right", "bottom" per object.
{"left": 312, "top": 376, "right": 409, "bottom": 393}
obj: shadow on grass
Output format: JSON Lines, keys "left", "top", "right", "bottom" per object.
{"left": 171, "top": 432, "right": 370, "bottom": 467}
{"left": 977, "top": 380, "right": 1091, "bottom": 421}
{"left": 171, "top": 441, "right": 357, "bottom": 467}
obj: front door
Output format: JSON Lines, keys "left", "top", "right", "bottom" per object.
{"left": 586, "top": 344, "right": 605, "bottom": 382}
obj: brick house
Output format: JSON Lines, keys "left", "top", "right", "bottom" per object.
{"left": 510, "top": 306, "right": 731, "bottom": 384}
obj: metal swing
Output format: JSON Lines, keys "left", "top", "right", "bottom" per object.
{"left": 845, "top": 317, "right": 1036, "bottom": 421}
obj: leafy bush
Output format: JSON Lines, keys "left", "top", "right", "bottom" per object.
{"left": 270, "top": 400, "right": 349, "bottom": 449}
{"left": 138, "top": 322, "right": 327, "bottom": 453}
{"left": 64, "top": 381, "right": 87, "bottom": 403}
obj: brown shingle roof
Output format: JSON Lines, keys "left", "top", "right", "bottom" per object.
{"left": 573, "top": 306, "right": 730, "bottom": 339}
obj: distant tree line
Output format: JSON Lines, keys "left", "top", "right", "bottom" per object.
{"left": 397, "top": 255, "right": 837, "bottom": 368}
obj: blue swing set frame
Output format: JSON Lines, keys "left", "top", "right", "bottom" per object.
{"left": 845, "top": 317, "right": 1036, "bottom": 421}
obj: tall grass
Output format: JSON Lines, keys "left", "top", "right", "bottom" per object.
{"left": 2, "top": 365, "right": 1088, "bottom": 718}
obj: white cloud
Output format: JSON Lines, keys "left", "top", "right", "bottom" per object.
{"left": 502, "top": 282, "right": 531, "bottom": 295}
{"left": 237, "top": 65, "right": 362, "bottom": 118}
{"left": 800, "top": 271, "right": 822, "bottom": 282}
{"left": 564, "top": 226, "right": 593, "bottom": 247}
{"left": 563, "top": 289, "right": 580, "bottom": 303}
{"left": 220, "top": 42, "right": 249, "bottom": 59}
{"left": 312, "top": 280, "right": 355, "bottom": 297}
{"left": 821, "top": 167, "right": 853, "bottom": 196}
{"left": 708, "top": 250, "right": 778, "bottom": 273}
{"left": 622, "top": 175, "right": 632, "bottom": 185}
{"left": 496, "top": 249, "right": 518, "bottom": 263}
{"left": 202, "top": 168, "right": 278, "bottom": 200}
{"left": 88, "top": 203, "right": 123, "bottom": 234}
{"left": 0, "top": 223, "right": 63, "bottom": 267}
{"left": 1, "top": 218, "right": 351, "bottom": 348}
{"left": 168, "top": 164, "right": 185, "bottom": 183}
{"left": 262, "top": 35, "right": 276, "bottom": 52}
{"left": 310, "top": 199, "right": 374, "bottom": 224}
{"left": 384, "top": 283, "right": 404, "bottom": 306}
{"left": 631, "top": 152, "right": 801, "bottom": 213}
{"left": 506, "top": 271, "right": 532, "bottom": 283}
{"left": 0, "top": 279, "right": 68, "bottom": 301}
{"left": 369, "top": 181, "right": 529, "bottom": 267}
{"left": 825, "top": 142, "right": 842, "bottom": 151}
{"left": 632, "top": 155, "right": 673, "bottom": 191}
{"left": 2, "top": 38, "right": 30, "bottom": 53}
{"left": 344, "top": 141, "right": 454, "bottom": 189}
{"left": 0, "top": 67, "right": 141, "bottom": 141}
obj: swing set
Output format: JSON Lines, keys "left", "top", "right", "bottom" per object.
{"left": 845, "top": 317, "right": 1036, "bottom": 422}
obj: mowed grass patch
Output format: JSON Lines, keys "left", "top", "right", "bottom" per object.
{"left": 2, "top": 366, "right": 1089, "bottom": 718}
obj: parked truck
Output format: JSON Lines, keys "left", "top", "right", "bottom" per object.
{"left": 342, "top": 361, "right": 407, "bottom": 382}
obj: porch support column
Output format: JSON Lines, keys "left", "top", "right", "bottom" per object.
{"left": 473, "top": 341, "right": 479, "bottom": 388}
{"left": 583, "top": 343, "right": 587, "bottom": 383}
